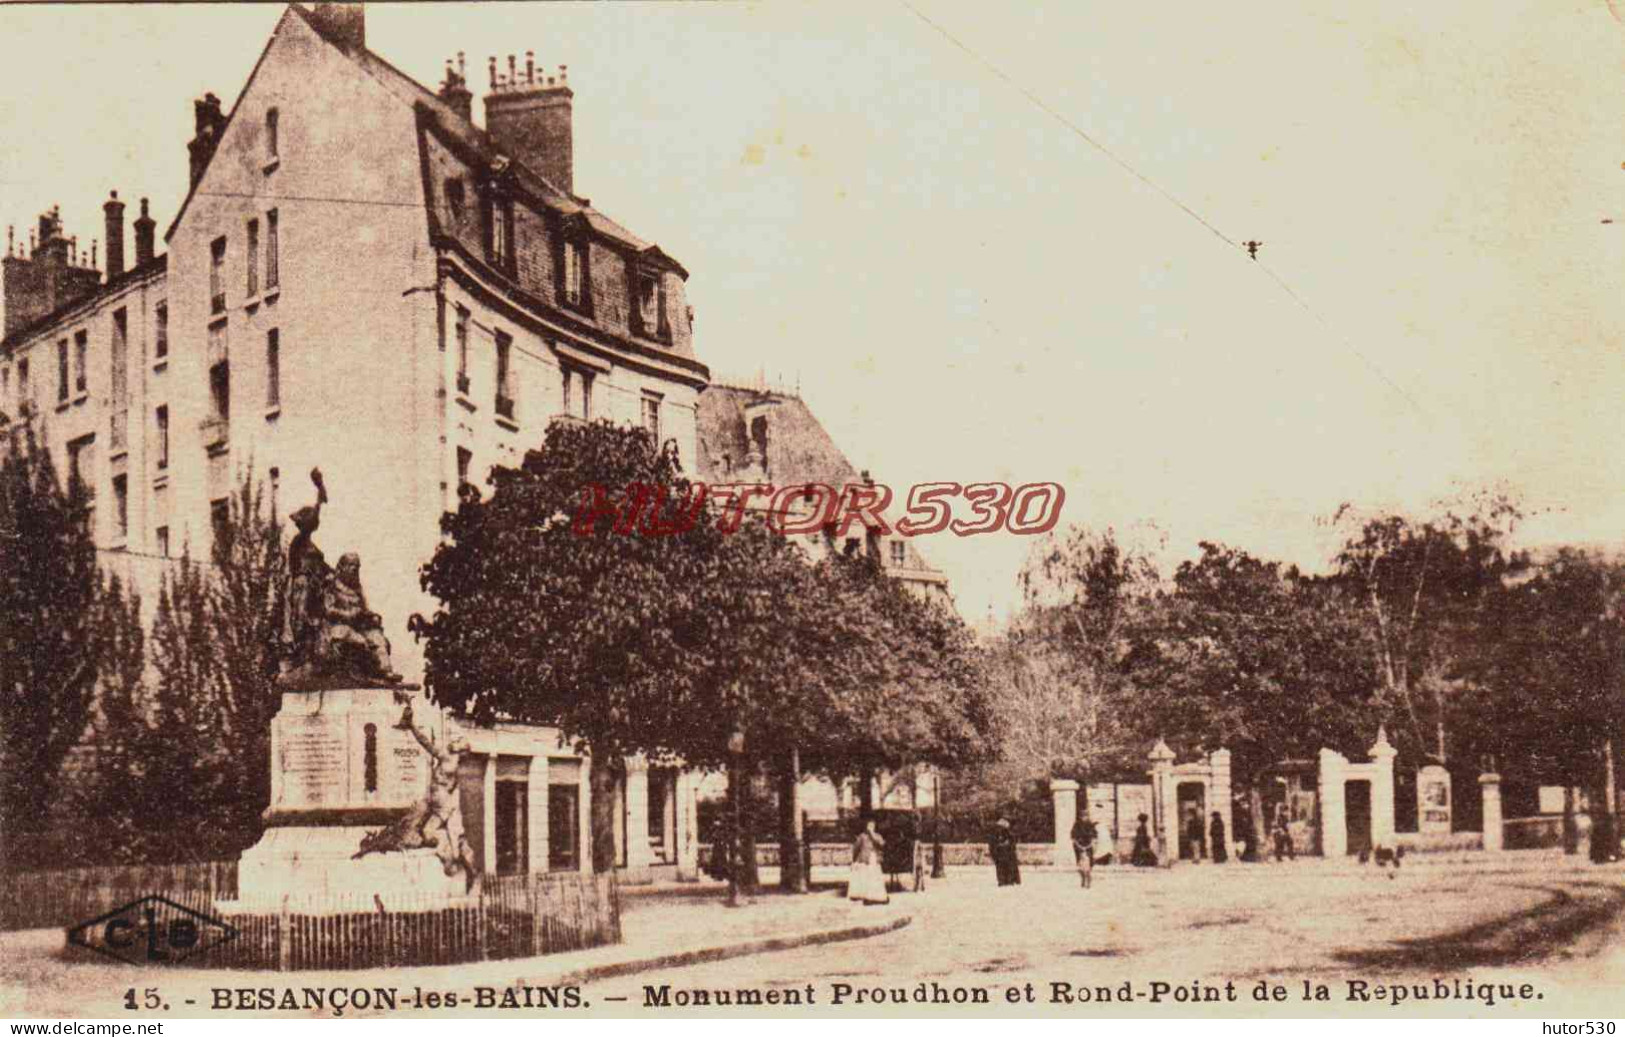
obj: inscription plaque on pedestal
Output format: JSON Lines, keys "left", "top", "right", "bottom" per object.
{"left": 280, "top": 717, "right": 347, "bottom": 807}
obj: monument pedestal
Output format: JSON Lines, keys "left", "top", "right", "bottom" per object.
{"left": 237, "top": 686, "right": 466, "bottom": 903}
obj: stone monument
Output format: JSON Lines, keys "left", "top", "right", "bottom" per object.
{"left": 236, "top": 470, "right": 472, "bottom": 903}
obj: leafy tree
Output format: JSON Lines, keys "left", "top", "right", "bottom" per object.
{"left": 413, "top": 419, "right": 997, "bottom": 890}
{"left": 207, "top": 471, "right": 286, "bottom": 835}
{"left": 1329, "top": 496, "right": 1528, "bottom": 764}
{"left": 1129, "top": 542, "right": 1383, "bottom": 850}
{"left": 80, "top": 472, "right": 284, "bottom": 865}
{"left": 1459, "top": 549, "right": 1625, "bottom": 797}
{"left": 987, "top": 525, "right": 1164, "bottom": 786}
{"left": 0, "top": 434, "right": 101, "bottom": 870}
{"left": 74, "top": 574, "right": 147, "bottom": 866}
{"left": 413, "top": 419, "right": 731, "bottom": 872}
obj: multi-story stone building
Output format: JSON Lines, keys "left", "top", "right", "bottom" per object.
{"left": 0, "top": 2, "right": 709, "bottom": 883}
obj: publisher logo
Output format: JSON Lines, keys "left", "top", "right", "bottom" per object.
{"left": 67, "top": 894, "right": 238, "bottom": 965}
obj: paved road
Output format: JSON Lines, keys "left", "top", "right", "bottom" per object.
{"left": 627, "top": 854, "right": 1625, "bottom": 1014}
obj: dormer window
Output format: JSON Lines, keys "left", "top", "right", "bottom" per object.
{"left": 484, "top": 192, "right": 513, "bottom": 274}
{"left": 445, "top": 178, "right": 466, "bottom": 228}
{"left": 632, "top": 268, "right": 668, "bottom": 342}
{"left": 563, "top": 240, "right": 586, "bottom": 309}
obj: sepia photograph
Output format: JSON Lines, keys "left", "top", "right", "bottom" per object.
{"left": 0, "top": 0, "right": 1622, "bottom": 1023}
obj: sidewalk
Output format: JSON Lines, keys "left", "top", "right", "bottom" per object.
{"left": 0, "top": 881, "right": 912, "bottom": 1019}
{"left": 528, "top": 884, "right": 912, "bottom": 987}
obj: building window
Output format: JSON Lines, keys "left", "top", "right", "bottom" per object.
{"left": 456, "top": 446, "right": 472, "bottom": 490}
{"left": 633, "top": 269, "right": 666, "bottom": 340}
{"left": 561, "top": 366, "right": 593, "bottom": 421}
{"left": 111, "top": 309, "right": 128, "bottom": 404}
{"left": 445, "top": 178, "right": 465, "bottom": 227}
{"left": 266, "top": 107, "right": 279, "bottom": 159}
{"left": 642, "top": 391, "right": 661, "bottom": 443}
{"left": 67, "top": 435, "right": 95, "bottom": 530}
{"left": 454, "top": 307, "right": 470, "bottom": 395}
{"left": 210, "top": 498, "right": 230, "bottom": 539}
{"left": 156, "top": 526, "right": 170, "bottom": 558}
{"left": 265, "top": 210, "right": 279, "bottom": 290}
{"left": 270, "top": 466, "right": 280, "bottom": 518}
{"left": 16, "top": 358, "right": 27, "bottom": 412}
{"left": 210, "top": 236, "right": 227, "bottom": 314}
{"left": 266, "top": 328, "right": 280, "bottom": 410}
{"left": 112, "top": 474, "right": 128, "bottom": 541}
{"left": 494, "top": 331, "right": 513, "bottom": 419}
{"left": 246, "top": 218, "right": 260, "bottom": 297}
{"left": 890, "top": 540, "right": 906, "bottom": 566}
{"left": 155, "top": 405, "right": 169, "bottom": 470}
{"left": 562, "top": 240, "right": 587, "bottom": 309}
{"left": 57, "top": 341, "right": 69, "bottom": 402}
{"left": 74, "top": 331, "right": 87, "bottom": 396}
{"left": 155, "top": 302, "right": 169, "bottom": 359}
{"left": 210, "top": 361, "right": 230, "bottom": 423}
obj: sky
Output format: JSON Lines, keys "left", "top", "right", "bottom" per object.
{"left": 2, "top": 1, "right": 1622, "bottom": 625}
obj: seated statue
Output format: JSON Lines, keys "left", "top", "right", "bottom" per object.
{"left": 318, "top": 552, "right": 402, "bottom": 684}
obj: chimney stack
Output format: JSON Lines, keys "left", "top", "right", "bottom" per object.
{"left": 438, "top": 52, "right": 473, "bottom": 123}
{"left": 103, "top": 191, "right": 126, "bottom": 280}
{"left": 188, "top": 93, "right": 226, "bottom": 189}
{"left": 483, "top": 53, "right": 574, "bottom": 194}
{"left": 133, "top": 198, "right": 155, "bottom": 266}
{"left": 307, "top": 2, "right": 365, "bottom": 51}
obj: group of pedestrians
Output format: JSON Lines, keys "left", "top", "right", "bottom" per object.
{"left": 844, "top": 800, "right": 1309, "bottom": 903}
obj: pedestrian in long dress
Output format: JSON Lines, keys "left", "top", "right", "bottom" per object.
{"left": 1209, "top": 811, "right": 1228, "bottom": 864}
{"left": 848, "top": 818, "right": 889, "bottom": 905}
{"left": 988, "top": 818, "right": 1021, "bottom": 886}
{"left": 1130, "top": 813, "right": 1157, "bottom": 867}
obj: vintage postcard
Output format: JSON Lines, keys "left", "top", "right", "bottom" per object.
{"left": 1, "top": 0, "right": 1623, "bottom": 1023}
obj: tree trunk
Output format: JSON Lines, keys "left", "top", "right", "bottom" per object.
{"left": 738, "top": 758, "right": 760, "bottom": 893}
{"left": 589, "top": 757, "right": 621, "bottom": 874}
{"left": 1248, "top": 780, "right": 1269, "bottom": 863}
{"left": 778, "top": 747, "right": 807, "bottom": 892}
{"left": 1563, "top": 784, "right": 1579, "bottom": 855}
{"left": 1589, "top": 749, "right": 1614, "bottom": 864}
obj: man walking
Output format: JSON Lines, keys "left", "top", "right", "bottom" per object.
{"left": 1071, "top": 811, "right": 1098, "bottom": 889}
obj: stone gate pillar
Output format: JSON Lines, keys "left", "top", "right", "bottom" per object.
{"left": 674, "top": 770, "right": 700, "bottom": 880}
{"left": 624, "top": 758, "right": 657, "bottom": 880}
{"left": 1369, "top": 726, "right": 1398, "bottom": 851}
{"left": 1148, "top": 739, "right": 1177, "bottom": 866}
{"left": 527, "top": 755, "right": 550, "bottom": 875}
{"left": 1051, "top": 779, "right": 1080, "bottom": 868}
{"left": 1210, "top": 749, "right": 1234, "bottom": 860}
{"left": 1318, "top": 748, "right": 1348, "bottom": 858}
{"left": 1480, "top": 772, "right": 1504, "bottom": 852}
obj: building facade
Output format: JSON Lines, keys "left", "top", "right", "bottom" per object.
{"left": 0, "top": 2, "right": 707, "bottom": 881}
